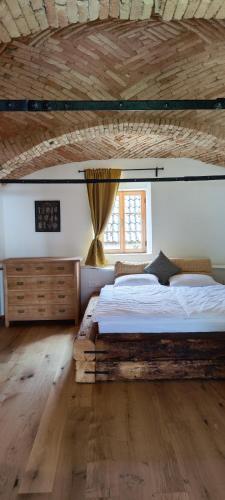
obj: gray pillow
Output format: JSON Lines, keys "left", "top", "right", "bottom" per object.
{"left": 144, "top": 251, "right": 181, "bottom": 285}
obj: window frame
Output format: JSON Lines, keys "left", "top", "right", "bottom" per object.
{"left": 104, "top": 189, "right": 147, "bottom": 254}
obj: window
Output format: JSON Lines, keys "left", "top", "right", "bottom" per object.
{"left": 104, "top": 190, "right": 146, "bottom": 253}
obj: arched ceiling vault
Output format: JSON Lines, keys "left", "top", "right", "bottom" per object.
{"left": 1, "top": 16, "right": 225, "bottom": 178}
{"left": 1, "top": 0, "right": 225, "bottom": 44}
{"left": 3, "top": 120, "right": 225, "bottom": 178}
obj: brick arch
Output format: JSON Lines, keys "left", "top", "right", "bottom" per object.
{"left": 1, "top": 18, "right": 225, "bottom": 176}
{"left": 3, "top": 119, "right": 225, "bottom": 178}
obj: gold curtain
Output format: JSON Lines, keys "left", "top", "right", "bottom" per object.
{"left": 85, "top": 168, "right": 121, "bottom": 266}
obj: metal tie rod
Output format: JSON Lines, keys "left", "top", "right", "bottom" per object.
{"left": 2, "top": 175, "right": 225, "bottom": 184}
{"left": 1, "top": 99, "right": 225, "bottom": 112}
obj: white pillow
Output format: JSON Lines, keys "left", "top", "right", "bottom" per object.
{"left": 114, "top": 273, "right": 159, "bottom": 287}
{"left": 169, "top": 273, "right": 217, "bottom": 287}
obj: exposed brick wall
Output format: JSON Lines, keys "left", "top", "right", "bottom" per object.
{"left": 4, "top": 120, "right": 225, "bottom": 179}
{"left": 1, "top": 18, "right": 225, "bottom": 177}
{"left": 1, "top": 1, "right": 225, "bottom": 44}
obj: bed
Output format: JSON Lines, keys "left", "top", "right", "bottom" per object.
{"left": 74, "top": 258, "right": 225, "bottom": 382}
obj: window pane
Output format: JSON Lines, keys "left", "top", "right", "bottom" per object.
{"left": 124, "top": 194, "right": 143, "bottom": 250}
{"left": 104, "top": 195, "right": 120, "bottom": 251}
{"left": 104, "top": 190, "right": 146, "bottom": 253}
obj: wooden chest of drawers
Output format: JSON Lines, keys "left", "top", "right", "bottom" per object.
{"left": 4, "top": 258, "right": 80, "bottom": 327}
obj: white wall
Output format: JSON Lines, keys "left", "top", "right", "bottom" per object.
{"left": 1, "top": 157, "right": 225, "bottom": 265}
{"left": 151, "top": 162, "right": 225, "bottom": 263}
{"left": 0, "top": 193, "right": 4, "bottom": 314}
{"left": 0, "top": 179, "right": 91, "bottom": 260}
{"left": 0, "top": 190, "right": 4, "bottom": 260}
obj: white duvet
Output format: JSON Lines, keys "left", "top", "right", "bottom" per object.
{"left": 94, "top": 284, "right": 225, "bottom": 334}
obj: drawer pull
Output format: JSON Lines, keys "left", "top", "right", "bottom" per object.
{"left": 58, "top": 294, "right": 65, "bottom": 299}
{"left": 58, "top": 280, "right": 65, "bottom": 285}
{"left": 37, "top": 294, "right": 45, "bottom": 298}
{"left": 57, "top": 266, "right": 64, "bottom": 271}
{"left": 38, "top": 280, "right": 45, "bottom": 285}
{"left": 18, "top": 309, "right": 25, "bottom": 313}
{"left": 17, "top": 281, "right": 24, "bottom": 286}
{"left": 36, "top": 266, "right": 44, "bottom": 271}
{"left": 17, "top": 295, "right": 24, "bottom": 300}
{"left": 38, "top": 308, "right": 45, "bottom": 313}
{"left": 15, "top": 267, "right": 23, "bottom": 271}
{"left": 59, "top": 309, "right": 66, "bottom": 313}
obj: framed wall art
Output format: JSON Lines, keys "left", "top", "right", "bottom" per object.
{"left": 35, "top": 200, "right": 61, "bottom": 232}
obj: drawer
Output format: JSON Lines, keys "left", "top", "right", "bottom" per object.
{"left": 8, "top": 304, "right": 76, "bottom": 321}
{"left": 8, "top": 290, "right": 75, "bottom": 305}
{"left": 7, "top": 275, "right": 75, "bottom": 290}
{"left": 6, "top": 261, "right": 74, "bottom": 276}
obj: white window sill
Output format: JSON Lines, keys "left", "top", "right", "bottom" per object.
{"left": 81, "top": 253, "right": 152, "bottom": 270}
{"left": 104, "top": 252, "right": 152, "bottom": 257}
{"left": 104, "top": 253, "right": 152, "bottom": 266}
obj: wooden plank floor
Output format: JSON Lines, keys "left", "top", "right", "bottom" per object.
{"left": 1, "top": 323, "right": 225, "bottom": 500}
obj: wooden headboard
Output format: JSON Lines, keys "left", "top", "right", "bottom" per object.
{"left": 115, "top": 258, "right": 212, "bottom": 277}
{"left": 170, "top": 259, "right": 212, "bottom": 275}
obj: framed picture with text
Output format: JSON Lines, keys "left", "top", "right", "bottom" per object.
{"left": 35, "top": 200, "right": 61, "bottom": 232}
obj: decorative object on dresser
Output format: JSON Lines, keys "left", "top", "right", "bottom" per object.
{"left": 4, "top": 258, "right": 80, "bottom": 327}
{"left": 35, "top": 201, "right": 60, "bottom": 232}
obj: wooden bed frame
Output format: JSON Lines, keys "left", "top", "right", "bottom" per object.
{"left": 74, "top": 296, "right": 225, "bottom": 383}
{"left": 74, "top": 259, "right": 225, "bottom": 383}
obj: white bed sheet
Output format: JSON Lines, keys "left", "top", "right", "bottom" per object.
{"left": 93, "top": 284, "right": 225, "bottom": 334}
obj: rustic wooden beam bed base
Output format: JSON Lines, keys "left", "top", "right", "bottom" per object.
{"left": 74, "top": 296, "right": 225, "bottom": 383}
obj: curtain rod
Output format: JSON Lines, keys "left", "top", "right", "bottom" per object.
{"left": 0, "top": 99, "right": 225, "bottom": 112}
{"left": 78, "top": 167, "right": 164, "bottom": 176}
{"left": 1, "top": 175, "right": 225, "bottom": 184}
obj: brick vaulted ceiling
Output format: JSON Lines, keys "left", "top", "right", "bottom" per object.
{"left": 1, "top": 2, "right": 225, "bottom": 177}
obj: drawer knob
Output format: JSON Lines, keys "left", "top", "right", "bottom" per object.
{"left": 58, "top": 294, "right": 65, "bottom": 298}
{"left": 59, "top": 309, "right": 66, "bottom": 313}
{"left": 38, "top": 308, "right": 45, "bottom": 312}
{"left": 16, "top": 267, "right": 23, "bottom": 271}
{"left": 18, "top": 309, "right": 25, "bottom": 313}
{"left": 38, "top": 280, "right": 44, "bottom": 285}
{"left": 57, "top": 266, "right": 64, "bottom": 271}
{"left": 17, "top": 295, "right": 24, "bottom": 300}
{"left": 17, "top": 281, "right": 24, "bottom": 286}
{"left": 37, "top": 294, "right": 45, "bottom": 298}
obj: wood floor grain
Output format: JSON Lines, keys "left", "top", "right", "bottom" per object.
{"left": 0, "top": 322, "right": 225, "bottom": 499}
